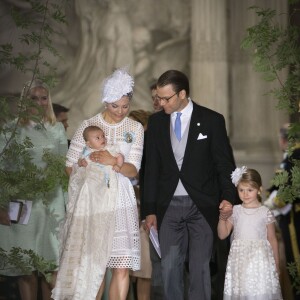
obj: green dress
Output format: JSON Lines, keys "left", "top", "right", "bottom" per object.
{"left": 0, "top": 122, "right": 68, "bottom": 276}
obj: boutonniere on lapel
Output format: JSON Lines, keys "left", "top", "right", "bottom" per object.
{"left": 124, "top": 131, "right": 135, "bottom": 143}
{"left": 196, "top": 123, "right": 207, "bottom": 140}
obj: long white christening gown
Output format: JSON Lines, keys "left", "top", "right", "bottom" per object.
{"left": 52, "top": 114, "right": 143, "bottom": 300}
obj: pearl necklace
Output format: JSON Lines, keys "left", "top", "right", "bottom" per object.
{"left": 241, "top": 204, "right": 261, "bottom": 215}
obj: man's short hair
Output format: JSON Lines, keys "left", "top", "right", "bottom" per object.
{"left": 157, "top": 70, "right": 189, "bottom": 96}
{"left": 52, "top": 103, "right": 69, "bottom": 117}
{"left": 149, "top": 79, "right": 157, "bottom": 91}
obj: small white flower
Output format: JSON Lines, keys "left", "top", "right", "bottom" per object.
{"left": 231, "top": 166, "right": 247, "bottom": 186}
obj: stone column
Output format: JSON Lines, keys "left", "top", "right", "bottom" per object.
{"left": 190, "top": 0, "right": 229, "bottom": 126}
{"left": 190, "top": 0, "right": 288, "bottom": 186}
{"left": 228, "top": 0, "right": 288, "bottom": 186}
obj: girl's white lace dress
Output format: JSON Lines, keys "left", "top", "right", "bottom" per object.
{"left": 52, "top": 114, "right": 144, "bottom": 300}
{"left": 224, "top": 205, "right": 282, "bottom": 300}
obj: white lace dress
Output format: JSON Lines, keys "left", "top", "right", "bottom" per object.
{"left": 52, "top": 114, "right": 143, "bottom": 300}
{"left": 224, "top": 205, "right": 282, "bottom": 300}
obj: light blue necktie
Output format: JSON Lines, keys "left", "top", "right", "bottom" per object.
{"left": 174, "top": 112, "right": 182, "bottom": 141}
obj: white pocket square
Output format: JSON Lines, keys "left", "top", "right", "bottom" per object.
{"left": 197, "top": 133, "right": 207, "bottom": 140}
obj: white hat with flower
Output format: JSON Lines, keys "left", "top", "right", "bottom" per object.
{"left": 101, "top": 67, "right": 134, "bottom": 103}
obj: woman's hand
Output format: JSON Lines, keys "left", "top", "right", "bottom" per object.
{"left": 141, "top": 220, "right": 149, "bottom": 233}
{"left": 0, "top": 208, "right": 11, "bottom": 226}
{"left": 90, "top": 150, "right": 138, "bottom": 177}
{"left": 90, "top": 150, "right": 117, "bottom": 166}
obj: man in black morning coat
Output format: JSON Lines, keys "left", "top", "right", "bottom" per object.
{"left": 143, "top": 70, "right": 236, "bottom": 300}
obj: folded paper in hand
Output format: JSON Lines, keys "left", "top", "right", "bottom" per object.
{"left": 9, "top": 201, "right": 23, "bottom": 223}
{"left": 149, "top": 226, "right": 161, "bottom": 258}
{"left": 9, "top": 200, "right": 32, "bottom": 224}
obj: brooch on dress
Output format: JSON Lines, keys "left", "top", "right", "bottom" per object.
{"left": 124, "top": 131, "right": 135, "bottom": 143}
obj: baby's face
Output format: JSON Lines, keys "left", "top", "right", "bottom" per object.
{"left": 86, "top": 129, "right": 106, "bottom": 150}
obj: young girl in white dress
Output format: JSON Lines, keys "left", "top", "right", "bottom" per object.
{"left": 218, "top": 166, "right": 282, "bottom": 300}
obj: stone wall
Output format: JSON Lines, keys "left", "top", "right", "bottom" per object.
{"left": 0, "top": 0, "right": 290, "bottom": 192}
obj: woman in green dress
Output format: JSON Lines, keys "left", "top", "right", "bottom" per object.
{"left": 0, "top": 79, "right": 68, "bottom": 300}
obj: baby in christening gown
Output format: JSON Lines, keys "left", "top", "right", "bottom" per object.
{"left": 52, "top": 125, "right": 124, "bottom": 300}
{"left": 81, "top": 125, "right": 124, "bottom": 174}
{"left": 218, "top": 167, "right": 282, "bottom": 300}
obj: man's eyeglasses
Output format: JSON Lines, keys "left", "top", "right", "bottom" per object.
{"left": 154, "top": 92, "right": 178, "bottom": 103}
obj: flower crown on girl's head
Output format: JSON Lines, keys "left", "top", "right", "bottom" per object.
{"left": 231, "top": 166, "right": 247, "bottom": 187}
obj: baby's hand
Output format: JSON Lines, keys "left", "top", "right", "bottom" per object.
{"left": 113, "top": 165, "right": 121, "bottom": 173}
{"left": 113, "top": 153, "right": 124, "bottom": 173}
{"left": 78, "top": 158, "right": 88, "bottom": 167}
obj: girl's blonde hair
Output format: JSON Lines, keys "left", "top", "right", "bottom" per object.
{"left": 20, "top": 79, "right": 56, "bottom": 125}
{"left": 239, "top": 168, "right": 262, "bottom": 202}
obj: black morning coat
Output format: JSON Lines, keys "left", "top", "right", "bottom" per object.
{"left": 142, "top": 101, "right": 237, "bottom": 240}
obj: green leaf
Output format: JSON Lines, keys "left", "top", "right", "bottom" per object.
{"left": 0, "top": 247, "right": 57, "bottom": 280}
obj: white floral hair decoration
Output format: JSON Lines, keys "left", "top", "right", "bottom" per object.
{"left": 231, "top": 166, "right": 247, "bottom": 187}
{"left": 101, "top": 66, "right": 134, "bottom": 103}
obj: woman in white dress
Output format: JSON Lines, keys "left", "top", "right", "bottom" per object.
{"left": 218, "top": 166, "right": 282, "bottom": 300}
{"left": 52, "top": 68, "right": 144, "bottom": 300}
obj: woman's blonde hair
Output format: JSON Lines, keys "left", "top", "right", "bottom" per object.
{"left": 20, "top": 79, "right": 56, "bottom": 125}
